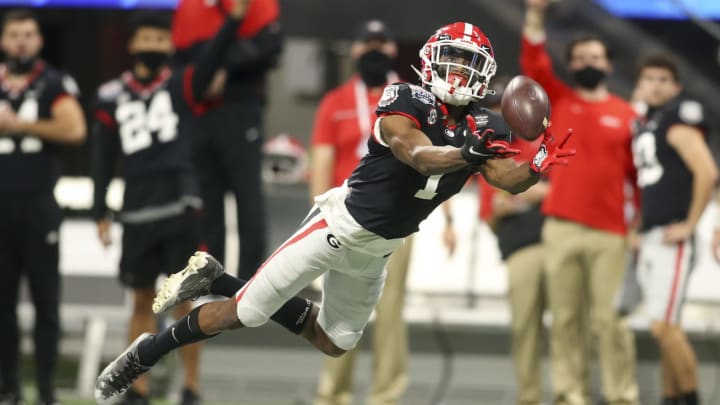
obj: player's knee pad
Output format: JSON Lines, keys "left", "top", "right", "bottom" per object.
{"left": 236, "top": 303, "right": 270, "bottom": 328}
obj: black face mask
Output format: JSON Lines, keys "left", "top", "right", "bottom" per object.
{"left": 358, "top": 50, "right": 393, "bottom": 87}
{"left": 571, "top": 66, "right": 607, "bottom": 89}
{"left": 135, "top": 51, "right": 170, "bottom": 72}
{"left": 6, "top": 55, "right": 37, "bottom": 74}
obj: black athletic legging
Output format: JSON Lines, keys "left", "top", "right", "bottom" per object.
{"left": 191, "top": 101, "right": 268, "bottom": 280}
{"left": 0, "top": 192, "right": 61, "bottom": 402}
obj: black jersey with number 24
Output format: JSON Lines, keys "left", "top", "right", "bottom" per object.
{"left": 345, "top": 83, "right": 511, "bottom": 239}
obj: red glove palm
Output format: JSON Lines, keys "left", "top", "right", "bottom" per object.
{"left": 530, "top": 123, "right": 576, "bottom": 174}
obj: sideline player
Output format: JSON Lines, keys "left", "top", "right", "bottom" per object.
{"left": 95, "top": 21, "right": 575, "bottom": 404}
{"left": 0, "top": 9, "right": 86, "bottom": 405}
{"left": 632, "top": 54, "right": 716, "bottom": 405}
{"left": 91, "top": 2, "right": 248, "bottom": 404}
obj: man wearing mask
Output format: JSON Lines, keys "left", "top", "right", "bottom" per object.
{"left": 0, "top": 9, "right": 86, "bottom": 405}
{"left": 91, "top": 4, "right": 247, "bottom": 404}
{"left": 310, "top": 20, "right": 410, "bottom": 405}
{"left": 521, "top": 1, "right": 640, "bottom": 404}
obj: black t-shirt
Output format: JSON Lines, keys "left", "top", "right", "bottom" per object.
{"left": 0, "top": 62, "right": 79, "bottom": 193}
{"left": 495, "top": 205, "right": 544, "bottom": 260}
{"left": 632, "top": 97, "right": 709, "bottom": 231}
{"left": 91, "top": 17, "right": 241, "bottom": 221}
{"left": 345, "top": 83, "right": 511, "bottom": 239}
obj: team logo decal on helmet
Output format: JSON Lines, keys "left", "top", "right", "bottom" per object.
{"left": 413, "top": 22, "right": 497, "bottom": 106}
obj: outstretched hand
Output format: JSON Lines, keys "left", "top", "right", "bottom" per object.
{"left": 461, "top": 114, "right": 520, "bottom": 164}
{"left": 529, "top": 123, "right": 576, "bottom": 174}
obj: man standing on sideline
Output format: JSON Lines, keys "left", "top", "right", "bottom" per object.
{"left": 171, "top": 0, "right": 282, "bottom": 280}
{"left": 91, "top": 6, "right": 248, "bottom": 403}
{"left": 522, "top": 1, "right": 640, "bottom": 404}
{"left": 481, "top": 78, "right": 550, "bottom": 405}
{"left": 443, "top": 77, "right": 553, "bottom": 404}
{"left": 632, "top": 54, "right": 716, "bottom": 405}
{"left": 311, "top": 20, "right": 410, "bottom": 405}
{"left": 0, "top": 9, "right": 86, "bottom": 405}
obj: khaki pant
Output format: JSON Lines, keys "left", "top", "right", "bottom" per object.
{"left": 506, "top": 244, "right": 546, "bottom": 405}
{"left": 543, "top": 218, "right": 639, "bottom": 405}
{"left": 314, "top": 235, "right": 412, "bottom": 405}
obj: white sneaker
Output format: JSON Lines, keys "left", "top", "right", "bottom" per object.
{"left": 152, "top": 251, "right": 224, "bottom": 314}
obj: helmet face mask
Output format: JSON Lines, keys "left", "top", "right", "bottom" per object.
{"left": 416, "top": 22, "right": 497, "bottom": 106}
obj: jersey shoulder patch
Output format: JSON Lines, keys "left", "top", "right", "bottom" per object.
{"left": 62, "top": 74, "right": 80, "bottom": 97}
{"left": 376, "top": 83, "right": 436, "bottom": 125}
{"left": 677, "top": 99, "right": 703, "bottom": 126}
{"left": 97, "top": 79, "right": 124, "bottom": 102}
{"left": 378, "top": 84, "right": 400, "bottom": 108}
{"left": 407, "top": 84, "right": 435, "bottom": 106}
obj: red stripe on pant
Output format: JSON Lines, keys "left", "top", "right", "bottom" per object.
{"left": 236, "top": 218, "right": 328, "bottom": 303}
{"left": 664, "top": 241, "right": 685, "bottom": 323}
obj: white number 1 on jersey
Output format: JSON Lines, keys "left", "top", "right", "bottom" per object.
{"left": 414, "top": 174, "right": 443, "bottom": 200}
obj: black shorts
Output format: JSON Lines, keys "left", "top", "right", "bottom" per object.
{"left": 119, "top": 209, "right": 200, "bottom": 289}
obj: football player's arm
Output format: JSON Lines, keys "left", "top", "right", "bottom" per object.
{"left": 441, "top": 200, "right": 457, "bottom": 255}
{"left": 667, "top": 124, "right": 718, "bottom": 230}
{"left": 223, "top": 23, "right": 283, "bottom": 74}
{"left": 309, "top": 145, "right": 334, "bottom": 204}
{"left": 380, "top": 114, "right": 468, "bottom": 176}
{"left": 520, "top": 0, "right": 567, "bottom": 100}
{"left": 477, "top": 157, "right": 540, "bottom": 195}
{"left": 1, "top": 96, "right": 86, "bottom": 143}
{"left": 308, "top": 96, "right": 337, "bottom": 203}
{"left": 90, "top": 117, "right": 120, "bottom": 246}
{"left": 186, "top": 3, "right": 247, "bottom": 102}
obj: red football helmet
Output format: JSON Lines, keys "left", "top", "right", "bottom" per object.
{"left": 414, "top": 22, "right": 497, "bottom": 106}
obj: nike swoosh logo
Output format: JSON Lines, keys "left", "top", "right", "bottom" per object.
{"left": 468, "top": 146, "right": 491, "bottom": 156}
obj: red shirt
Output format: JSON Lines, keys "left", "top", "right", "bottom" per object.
{"left": 520, "top": 37, "right": 637, "bottom": 235}
{"left": 172, "top": 0, "right": 280, "bottom": 49}
{"left": 478, "top": 136, "right": 542, "bottom": 220}
{"left": 311, "top": 76, "right": 384, "bottom": 187}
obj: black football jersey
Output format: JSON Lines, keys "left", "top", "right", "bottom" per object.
{"left": 0, "top": 62, "right": 79, "bottom": 193}
{"left": 92, "top": 68, "right": 199, "bottom": 220}
{"left": 345, "top": 83, "right": 511, "bottom": 239}
{"left": 632, "top": 97, "right": 708, "bottom": 231}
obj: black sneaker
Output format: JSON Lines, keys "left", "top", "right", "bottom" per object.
{"left": 153, "top": 251, "right": 224, "bottom": 314}
{"left": 94, "top": 333, "right": 152, "bottom": 405}
{"left": 179, "top": 388, "right": 201, "bottom": 405}
{"left": 118, "top": 388, "right": 150, "bottom": 405}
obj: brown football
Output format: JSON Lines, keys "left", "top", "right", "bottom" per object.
{"left": 500, "top": 75, "right": 550, "bottom": 141}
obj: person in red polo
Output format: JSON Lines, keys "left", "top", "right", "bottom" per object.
{"left": 521, "top": 1, "right": 640, "bottom": 404}
{"left": 310, "top": 20, "right": 411, "bottom": 405}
